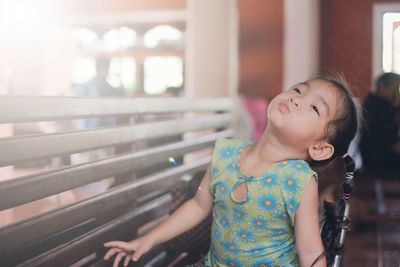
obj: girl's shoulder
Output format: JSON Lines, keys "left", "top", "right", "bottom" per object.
{"left": 212, "top": 138, "right": 253, "bottom": 161}
{"left": 280, "top": 159, "right": 317, "bottom": 181}
{"left": 215, "top": 138, "right": 251, "bottom": 146}
{"left": 282, "top": 159, "right": 312, "bottom": 169}
{"left": 214, "top": 138, "right": 253, "bottom": 151}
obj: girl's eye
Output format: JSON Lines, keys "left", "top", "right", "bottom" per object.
{"left": 293, "top": 88, "right": 301, "bottom": 94}
{"left": 312, "top": 105, "right": 320, "bottom": 116}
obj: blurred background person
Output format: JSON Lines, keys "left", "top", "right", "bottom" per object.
{"left": 72, "top": 56, "right": 125, "bottom": 195}
{"left": 360, "top": 72, "right": 400, "bottom": 169}
{"left": 74, "top": 56, "right": 125, "bottom": 129}
{"left": 242, "top": 96, "right": 268, "bottom": 141}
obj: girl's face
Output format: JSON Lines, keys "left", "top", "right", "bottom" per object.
{"left": 267, "top": 79, "right": 339, "bottom": 148}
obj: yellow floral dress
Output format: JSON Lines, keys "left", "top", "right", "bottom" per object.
{"left": 204, "top": 139, "right": 317, "bottom": 267}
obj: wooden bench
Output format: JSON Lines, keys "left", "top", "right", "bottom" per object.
{"left": 344, "top": 169, "right": 400, "bottom": 266}
{"left": 0, "top": 96, "right": 234, "bottom": 267}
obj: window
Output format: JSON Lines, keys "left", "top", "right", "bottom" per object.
{"left": 108, "top": 57, "right": 136, "bottom": 93}
{"left": 0, "top": 10, "right": 186, "bottom": 97}
{"left": 373, "top": 4, "right": 400, "bottom": 81}
{"left": 103, "top": 27, "right": 136, "bottom": 51}
{"left": 72, "top": 22, "right": 184, "bottom": 96}
{"left": 72, "top": 57, "right": 96, "bottom": 84}
{"left": 77, "top": 28, "right": 98, "bottom": 49}
{"left": 142, "top": 25, "right": 184, "bottom": 95}
{"left": 144, "top": 56, "right": 183, "bottom": 94}
{"left": 143, "top": 25, "right": 183, "bottom": 49}
{"left": 382, "top": 13, "right": 400, "bottom": 73}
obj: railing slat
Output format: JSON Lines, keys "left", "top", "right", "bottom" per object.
{"left": 0, "top": 96, "right": 235, "bottom": 265}
{"left": 5, "top": 195, "right": 172, "bottom": 267}
{"left": 0, "top": 114, "right": 231, "bottom": 167}
{"left": 0, "top": 96, "right": 233, "bottom": 123}
{"left": 0, "top": 130, "right": 231, "bottom": 211}
{"left": 0, "top": 157, "right": 210, "bottom": 257}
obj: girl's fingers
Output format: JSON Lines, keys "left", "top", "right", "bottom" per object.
{"left": 113, "top": 252, "right": 126, "bottom": 267}
{"left": 103, "top": 248, "right": 124, "bottom": 261}
{"left": 104, "top": 241, "right": 133, "bottom": 251}
{"left": 131, "top": 247, "right": 145, "bottom": 262}
{"left": 123, "top": 255, "right": 131, "bottom": 267}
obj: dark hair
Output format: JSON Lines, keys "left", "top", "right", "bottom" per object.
{"left": 95, "top": 56, "right": 111, "bottom": 72}
{"left": 322, "top": 76, "right": 358, "bottom": 158}
{"left": 308, "top": 75, "right": 359, "bottom": 266}
{"left": 375, "top": 72, "right": 400, "bottom": 92}
{"left": 310, "top": 155, "right": 355, "bottom": 266}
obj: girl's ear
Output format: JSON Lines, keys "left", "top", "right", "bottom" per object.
{"left": 308, "top": 142, "right": 334, "bottom": 161}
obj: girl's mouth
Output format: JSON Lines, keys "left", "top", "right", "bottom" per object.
{"left": 278, "top": 102, "right": 290, "bottom": 114}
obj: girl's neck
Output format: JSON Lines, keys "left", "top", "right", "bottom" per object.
{"left": 250, "top": 127, "right": 305, "bottom": 165}
{"left": 240, "top": 127, "right": 307, "bottom": 177}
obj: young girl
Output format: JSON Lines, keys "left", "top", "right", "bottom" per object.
{"left": 103, "top": 76, "right": 358, "bottom": 267}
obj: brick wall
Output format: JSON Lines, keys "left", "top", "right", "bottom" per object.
{"left": 238, "top": 0, "right": 283, "bottom": 100}
{"left": 320, "top": 0, "right": 400, "bottom": 98}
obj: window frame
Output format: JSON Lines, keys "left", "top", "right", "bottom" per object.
{"left": 60, "top": 10, "right": 186, "bottom": 96}
{"left": 372, "top": 3, "right": 400, "bottom": 88}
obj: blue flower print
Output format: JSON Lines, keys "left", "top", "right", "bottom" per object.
{"left": 224, "top": 161, "right": 236, "bottom": 173}
{"left": 291, "top": 160, "right": 308, "bottom": 173}
{"left": 279, "top": 250, "right": 295, "bottom": 265}
{"left": 232, "top": 206, "right": 246, "bottom": 223}
{"left": 216, "top": 199, "right": 229, "bottom": 211}
{"left": 283, "top": 175, "right": 300, "bottom": 194}
{"left": 219, "top": 214, "right": 231, "bottom": 229}
{"left": 236, "top": 228, "right": 255, "bottom": 243}
{"left": 223, "top": 240, "right": 239, "bottom": 254}
{"left": 211, "top": 166, "right": 220, "bottom": 178}
{"left": 216, "top": 181, "right": 229, "bottom": 196}
{"left": 270, "top": 239, "right": 282, "bottom": 249}
{"left": 248, "top": 245, "right": 264, "bottom": 257}
{"left": 219, "top": 145, "right": 238, "bottom": 159}
{"left": 270, "top": 227, "right": 288, "bottom": 237}
{"left": 250, "top": 258, "right": 274, "bottom": 267}
{"left": 286, "top": 198, "right": 298, "bottom": 213}
{"left": 225, "top": 257, "right": 242, "bottom": 267}
{"left": 272, "top": 212, "right": 290, "bottom": 223}
{"left": 259, "top": 173, "right": 278, "bottom": 188}
{"left": 257, "top": 194, "right": 278, "bottom": 212}
{"left": 250, "top": 215, "right": 268, "bottom": 232}
{"left": 212, "top": 227, "right": 222, "bottom": 242}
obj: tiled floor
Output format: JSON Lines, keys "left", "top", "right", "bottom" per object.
{"left": 342, "top": 171, "right": 400, "bottom": 267}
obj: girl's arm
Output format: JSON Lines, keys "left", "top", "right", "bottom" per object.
{"left": 142, "top": 163, "right": 213, "bottom": 244}
{"left": 295, "top": 177, "right": 326, "bottom": 267}
{"left": 104, "top": 164, "right": 213, "bottom": 264}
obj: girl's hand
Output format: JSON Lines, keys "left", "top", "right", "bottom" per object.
{"left": 103, "top": 236, "right": 154, "bottom": 267}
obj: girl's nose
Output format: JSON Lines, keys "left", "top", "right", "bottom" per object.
{"left": 290, "top": 97, "right": 300, "bottom": 108}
